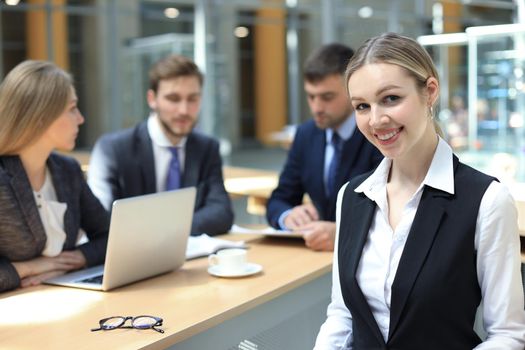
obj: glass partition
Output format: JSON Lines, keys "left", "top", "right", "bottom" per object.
{"left": 420, "top": 24, "right": 525, "bottom": 183}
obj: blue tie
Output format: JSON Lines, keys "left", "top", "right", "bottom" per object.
{"left": 327, "top": 133, "right": 342, "bottom": 197}
{"left": 166, "top": 147, "right": 181, "bottom": 191}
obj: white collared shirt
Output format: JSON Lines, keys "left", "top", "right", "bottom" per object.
{"left": 147, "top": 114, "right": 187, "bottom": 192}
{"left": 315, "top": 138, "right": 525, "bottom": 349}
{"left": 34, "top": 168, "right": 67, "bottom": 257}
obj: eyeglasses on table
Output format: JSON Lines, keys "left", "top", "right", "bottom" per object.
{"left": 91, "top": 315, "right": 164, "bottom": 333}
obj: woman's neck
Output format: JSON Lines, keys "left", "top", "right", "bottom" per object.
{"left": 389, "top": 132, "right": 439, "bottom": 189}
{"left": 18, "top": 142, "right": 52, "bottom": 191}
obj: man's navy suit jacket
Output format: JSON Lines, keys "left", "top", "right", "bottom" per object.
{"left": 266, "top": 119, "right": 382, "bottom": 228}
{"left": 88, "top": 121, "right": 233, "bottom": 236}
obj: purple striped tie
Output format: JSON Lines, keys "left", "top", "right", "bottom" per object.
{"left": 166, "top": 147, "right": 181, "bottom": 190}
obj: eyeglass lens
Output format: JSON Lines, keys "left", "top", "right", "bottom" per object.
{"left": 132, "top": 316, "right": 160, "bottom": 329}
{"left": 102, "top": 317, "right": 127, "bottom": 329}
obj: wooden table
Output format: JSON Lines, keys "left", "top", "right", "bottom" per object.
{"left": 0, "top": 234, "right": 332, "bottom": 350}
{"left": 223, "top": 166, "right": 279, "bottom": 216}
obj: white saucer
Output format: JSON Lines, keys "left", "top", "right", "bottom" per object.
{"left": 208, "top": 263, "right": 263, "bottom": 278}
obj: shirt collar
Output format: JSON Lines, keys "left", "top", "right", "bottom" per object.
{"left": 423, "top": 137, "right": 454, "bottom": 195}
{"left": 147, "top": 113, "right": 187, "bottom": 149}
{"left": 326, "top": 113, "right": 356, "bottom": 143}
{"left": 355, "top": 137, "right": 454, "bottom": 198}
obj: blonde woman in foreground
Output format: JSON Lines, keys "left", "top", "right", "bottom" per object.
{"left": 315, "top": 33, "right": 525, "bottom": 349}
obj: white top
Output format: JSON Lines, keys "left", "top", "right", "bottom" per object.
{"left": 147, "top": 114, "right": 187, "bottom": 192}
{"left": 315, "top": 138, "right": 525, "bottom": 349}
{"left": 33, "top": 168, "right": 67, "bottom": 257}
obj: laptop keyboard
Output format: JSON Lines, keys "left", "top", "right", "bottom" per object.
{"left": 78, "top": 275, "right": 103, "bottom": 284}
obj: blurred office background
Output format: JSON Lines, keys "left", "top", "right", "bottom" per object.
{"left": 0, "top": 0, "right": 524, "bottom": 182}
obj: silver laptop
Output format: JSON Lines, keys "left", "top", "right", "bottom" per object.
{"left": 44, "top": 187, "right": 196, "bottom": 291}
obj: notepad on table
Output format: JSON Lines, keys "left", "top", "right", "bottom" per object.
{"left": 230, "top": 224, "right": 304, "bottom": 238}
{"left": 186, "top": 233, "right": 247, "bottom": 260}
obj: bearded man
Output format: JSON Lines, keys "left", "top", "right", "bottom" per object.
{"left": 88, "top": 55, "right": 233, "bottom": 236}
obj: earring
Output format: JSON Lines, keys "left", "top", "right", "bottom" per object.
{"left": 429, "top": 106, "right": 434, "bottom": 120}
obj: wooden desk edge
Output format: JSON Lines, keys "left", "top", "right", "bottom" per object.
{"left": 150, "top": 264, "right": 332, "bottom": 349}
{"left": 145, "top": 233, "right": 332, "bottom": 349}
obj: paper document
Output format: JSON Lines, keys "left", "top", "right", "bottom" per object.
{"left": 230, "top": 224, "right": 304, "bottom": 238}
{"left": 186, "top": 234, "right": 246, "bottom": 260}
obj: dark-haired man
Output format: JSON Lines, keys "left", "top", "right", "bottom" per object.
{"left": 266, "top": 43, "right": 382, "bottom": 251}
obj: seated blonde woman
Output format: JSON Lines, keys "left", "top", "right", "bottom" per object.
{"left": 0, "top": 60, "right": 109, "bottom": 292}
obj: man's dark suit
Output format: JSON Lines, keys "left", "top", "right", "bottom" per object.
{"left": 266, "top": 119, "right": 382, "bottom": 228}
{"left": 88, "top": 121, "right": 233, "bottom": 236}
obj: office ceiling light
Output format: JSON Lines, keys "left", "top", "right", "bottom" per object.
{"left": 234, "top": 26, "right": 249, "bottom": 38}
{"left": 5, "top": 0, "right": 20, "bottom": 5}
{"left": 358, "top": 6, "right": 373, "bottom": 18}
{"left": 164, "top": 7, "right": 179, "bottom": 19}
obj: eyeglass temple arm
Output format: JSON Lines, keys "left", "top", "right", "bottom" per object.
{"left": 152, "top": 327, "right": 165, "bottom": 334}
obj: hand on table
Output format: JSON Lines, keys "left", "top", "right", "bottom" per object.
{"left": 284, "top": 203, "right": 319, "bottom": 229}
{"left": 13, "top": 250, "right": 86, "bottom": 288}
{"left": 296, "top": 221, "right": 336, "bottom": 252}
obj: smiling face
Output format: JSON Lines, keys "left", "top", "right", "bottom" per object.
{"left": 304, "top": 74, "right": 353, "bottom": 130}
{"left": 42, "top": 88, "right": 84, "bottom": 151}
{"left": 348, "top": 63, "right": 438, "bottom": 161}
{"left": 147, "top": 75, "right": 202, "bottom": 145}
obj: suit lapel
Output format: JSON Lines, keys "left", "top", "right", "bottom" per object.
{"left": 388, "top": 186, "right": 449, "bottom": 339}
{"left": 310, "top": 129, "right": 328, "bottom": 215}
{"left": 325, "top": 129, "right": 363, "bottom": 218}
{"left": 136, "top": 122, "right": 156, "bottom": 193}
{"left": 4, "top": 157, "right": 47, "bottom": 243}
{"left": 341, "top": 194, "right": 385, "bottom": 345}
{"left": 336, "top": 128, "right": 363, "bottom": 187}
{"left": 46, "top": 156, "right": 76, "bottom": 247}
{"left": 181, "top": 134, "right": 199, "bottom": 187}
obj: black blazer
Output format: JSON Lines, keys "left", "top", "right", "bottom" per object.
{"left": 88, "top": 121, "right": 234, "bottom": 236}
{"left": 338, "top": 156, "right": 494, "bottom": 349}
{"left": 266, "top": 119, "right": 382, "bottom": 228}
{"left": 0, "top": 154, "right": 109, "bottom": 292}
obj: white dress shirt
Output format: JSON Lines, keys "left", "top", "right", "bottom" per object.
{"left": 33, "top": 168, "right": 67, "bottom": 257}
{"left": 315, "top": 138, "right": 525, "bottom": 349}
{"left": 147, "top": 114, "right": 188, "bottom": 192}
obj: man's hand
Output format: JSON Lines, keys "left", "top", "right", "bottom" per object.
{"left": 297, "top": 221, "right": 336, "bottom": 251}
{"left": 13, "top": 250, "right": 87, "bottom": 287}
{"left": 283, "top": 203, "right": 319, "bottom": 229}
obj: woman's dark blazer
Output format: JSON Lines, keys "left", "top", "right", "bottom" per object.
{"left": 0, "top": 154, "right": 109, "bottom": 292}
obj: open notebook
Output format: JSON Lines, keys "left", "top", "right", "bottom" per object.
{"left": 186, "top": 234, "right": 246, "bottom": 260}
{"left": 230, "top": 224, "right": 303, "bottom": 238}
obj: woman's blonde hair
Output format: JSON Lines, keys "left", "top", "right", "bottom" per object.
{"left": 0, "top": 60, "right": 73, "bottom": 154}
{"left": 345, "top": 32, "right": 443, "bottom": 136}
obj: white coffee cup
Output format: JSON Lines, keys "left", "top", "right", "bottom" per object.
{"left": 208, "top": 248, "right": 247, "bottom": 274}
